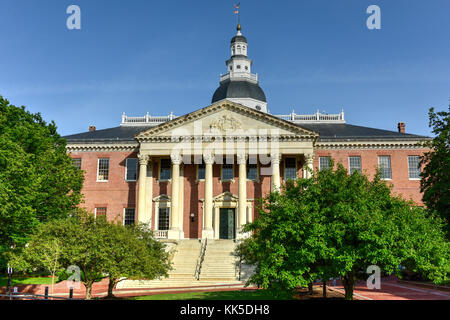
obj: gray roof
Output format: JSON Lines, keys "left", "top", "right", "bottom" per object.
{"left": 297, "top": 123, "right": 429, "bottom": 142}
{"left": 212, "top": 80, "right": 267, "bottom": 103}
{"left": 64, "top": 126, "right": 152, "bottom": 143}
{"left": 64, "top": 122, "right": 429, "bottom": 144}
{"left": 231, "top": 35, "right": 247, "bottom": 44}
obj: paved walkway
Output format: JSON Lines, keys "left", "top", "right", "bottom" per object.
{"left": 328, "top": 278, "right": 450, "bottom": 300}
{"left": 2, "top": 277, "right": 449, "bottom": 300}
{"left": 0, "top": 278, "right": 254, "bottom": 299}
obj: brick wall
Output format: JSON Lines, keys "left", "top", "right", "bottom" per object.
{"left": 70, "top": 148, "right": 427, "bottom": 237}
{"left": 314, "top": 149, "right": 428, "bottom": 205}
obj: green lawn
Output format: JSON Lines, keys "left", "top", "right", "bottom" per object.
{"left": 129, "top": 289, "right": 292, "bottom": 300}
{"left": 0, "top": 275, "right": 56, "bottom": 287}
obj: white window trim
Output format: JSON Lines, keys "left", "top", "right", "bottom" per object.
{"left": 283, "top": 157, "right": 298, "bottom": 181}
{"left": 407, "top": 156, "right": 421, "bottom": 180}
{"left": 96, "top": 158, "right": 109, "bottom": 182}
{"left": 378, "top": 156, "right": 392, "bottom": 180}
{"left": 348, "top": 156, "right": 362, "bottom": 175}
{"left": 196, "top": 163, "right": 206, "bottom": 183}
{"left": 319, "top": 156, "right": 331, "bottom": 172}
{"left": 246, "top": 160, "right": 259, "bottom": 182}
{"left": 125, "top": 158, "right": 138, "bottom": 182}
{"left": 157, "top": 158, "right": 172, "bottom": 182}
{"left": 220, "top": 162, "right": 235, "bottom": 183}
{"left": 94, "top": 207, "right": 107, "bottom": 219}
{"left": 155, "top": 202, "right": 171, "bottom": 231}
{"left": 123, "top": 208, "right": 136, "bottom": 226}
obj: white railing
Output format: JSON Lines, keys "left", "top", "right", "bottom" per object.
{"left": 274, "top": 110, "right": 345, "bottom": 124}
{"left": 154, "top": 230, "right": 168, "bottom": 239}
{"left": 220, "top": 72, "right": 258, "bottom": 83}
{"left": 121, "top": 109, "right": 345, "bottom": 126}
{"left": 121, "top": 112, "right": 177, "bottom": 126}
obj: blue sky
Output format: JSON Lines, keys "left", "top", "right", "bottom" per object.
{"left": 0, "top": 0, "right": 449, "bottom": 136}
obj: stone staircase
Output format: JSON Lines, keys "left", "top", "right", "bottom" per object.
{"left": 116, "top": 239, "right": 246, "bottom": 290}
{"left": 200, "top": 240, "right": 238, "bottom": 281}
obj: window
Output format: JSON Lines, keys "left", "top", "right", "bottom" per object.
{"left": 72, "top": 158, "right": 82, "bottom": 170}
{"left": 197, "top": 162, "right": 205, "bottom": 180}
{"left": 408, "top": 156, "right": 421, "bottom": 179}
{"left": 125, "top": 158, "right": 138, "bottom": 181}
{"left": 378, "top": 156, "right": 392, "bottom": 180}
{"left": 124, "top": 208, "right": 135, "bottom": 226}
{"left": 158, "top": 208, "right": 170, "bottom": 230}
{"left": 222, "top": 163, "right": 234, "bottom": 180}
{"left": 349, "top": 156, "right": 362, "bottom": 174}
{"left": 284, "top": 158, "right": 297, "bottom": 180}
{"left": 237, "top": 65, "right": 241, "bottom": 69}
{"left": 95, "top": 207, "right": 107, "bottom": 218}
{"left": 160, "top": 158, "right": 171, "bottom": 180}
{"left": 230, "top": 66, "right": 233, "bottom": 71}
{"left": 319, "top": 157, "right": 331, "bottom": 171}
{"left": 247, "top": 160, "right": 258, "bottom": 181}
{"left": 97, "top": 158, "right": 109, "bottom": 181}
{"left": 245, "top": 66, "right": 248, "bottom": 70}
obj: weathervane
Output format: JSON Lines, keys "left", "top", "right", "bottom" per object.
{"left": 234, "top": 3, "right": 241, "bottom": 27}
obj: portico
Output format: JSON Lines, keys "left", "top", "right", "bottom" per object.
{"left": 134, "top": 101, "right": 317, "bottom": 240}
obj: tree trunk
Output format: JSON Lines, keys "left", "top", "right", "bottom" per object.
{"left": 322, "top": 280, "right": 327, "bottom": 298}
{"left": 308, "top": 282, "right": 313, "bottom": 295}
{"left": 342, "top": 273, "right": 354, "bottom": 300}
{"left": 85, "top": 282, "right": 93, "bottom": 300}
{"left": 107, "top": 278, "right": 117, "bottom": 299}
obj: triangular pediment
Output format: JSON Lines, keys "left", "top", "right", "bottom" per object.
{"left": 135, "top": 101, "right": 318, "bottom": 141}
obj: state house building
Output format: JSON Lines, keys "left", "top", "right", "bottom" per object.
{"left": 64, "top": 24, "right": 430, "bottom": 241}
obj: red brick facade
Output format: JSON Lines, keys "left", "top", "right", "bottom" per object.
{"left": 69, "top": 147, "right": 427, "bottom": 239}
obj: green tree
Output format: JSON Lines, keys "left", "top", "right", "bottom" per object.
{"left": 9, "top": 236, "right": 62, "bottom": 295}
{"left": 103, "top": 221, "right": 171, "bottom": 298}
{"left": 0, "top": 96, "right": 84, "bottom": 261}
{"left": 421, "top": 106, "right": 450, "bottom": 237}
{"left": 9, "top": 210, "right": 171, "bottom": 299}
{"left": 240, "top": 163, "right": 449, "bottom": 300}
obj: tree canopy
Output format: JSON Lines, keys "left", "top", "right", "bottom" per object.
{"left": 9, "top": 210, "right": 171, "bottom": 299}
{"left": 0, "top": 96, "right": 84, "bottom": 258}
{"left": 239, "top": 163, "right": 449, "bottom": 300}
{"left": 421, "top": 106, "right": 450, "bottom": 237}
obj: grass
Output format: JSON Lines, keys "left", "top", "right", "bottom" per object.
{"left": 0, "top": 275, "right": 56, "bottom": 287}
{"left": 128, "top": 289, "right": 291, "bottom": 300}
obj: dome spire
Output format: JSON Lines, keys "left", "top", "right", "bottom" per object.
{"left": 237, "top": 23, "right": 242, "bottom": 36}
{"left": 234, "top": 3, "right": 241, "bottom": 35}
{"left": 211, "top": 14, "right": 268, "bottom": 113}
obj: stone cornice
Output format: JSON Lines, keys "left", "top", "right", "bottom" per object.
{"left": 66, "top": 142, "right": 138, "bottom": 152}
{"left": 316, "top": 140, "right": 430, "bottom": 150}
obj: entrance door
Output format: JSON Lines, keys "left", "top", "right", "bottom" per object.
{"left": 219, "top": 208, "right": 236, "bottom": 239}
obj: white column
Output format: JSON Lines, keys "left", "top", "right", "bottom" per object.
{"left": 137, "top": 154, "right": 148, "bottom": 223}
{"left": 304, "top": 153, "right": 315, "bottom": 179}
{"left": 237, "top": 154, "right": 247, "bottom": 236}
{"left": 144, "top": 160, "right": 153, "bottom": 226}
{"left": 202, "top": 153, "right": 214, "bottom": 239}
{"left": 178, "top": 164, "right": 185, "bottom": 239}
{"left": 271, "top": 153, "right": 281, "bottom": 193}
{"left": 168, "top": 153, "right": 181, "bottom": 239}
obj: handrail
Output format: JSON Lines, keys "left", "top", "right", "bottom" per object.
{"left": 193, "top": 238, "right": 207, "bottom": 280}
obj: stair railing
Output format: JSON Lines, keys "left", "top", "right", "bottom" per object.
{"left": 194, "top": 238, "right": 207, "bottom": 280}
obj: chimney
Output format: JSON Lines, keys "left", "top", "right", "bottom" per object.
{"left": 89, "top": 125, "right": 96, "bottom": 132}
{"left": 397, "top": 122, "right": 405, "bottom": 133}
